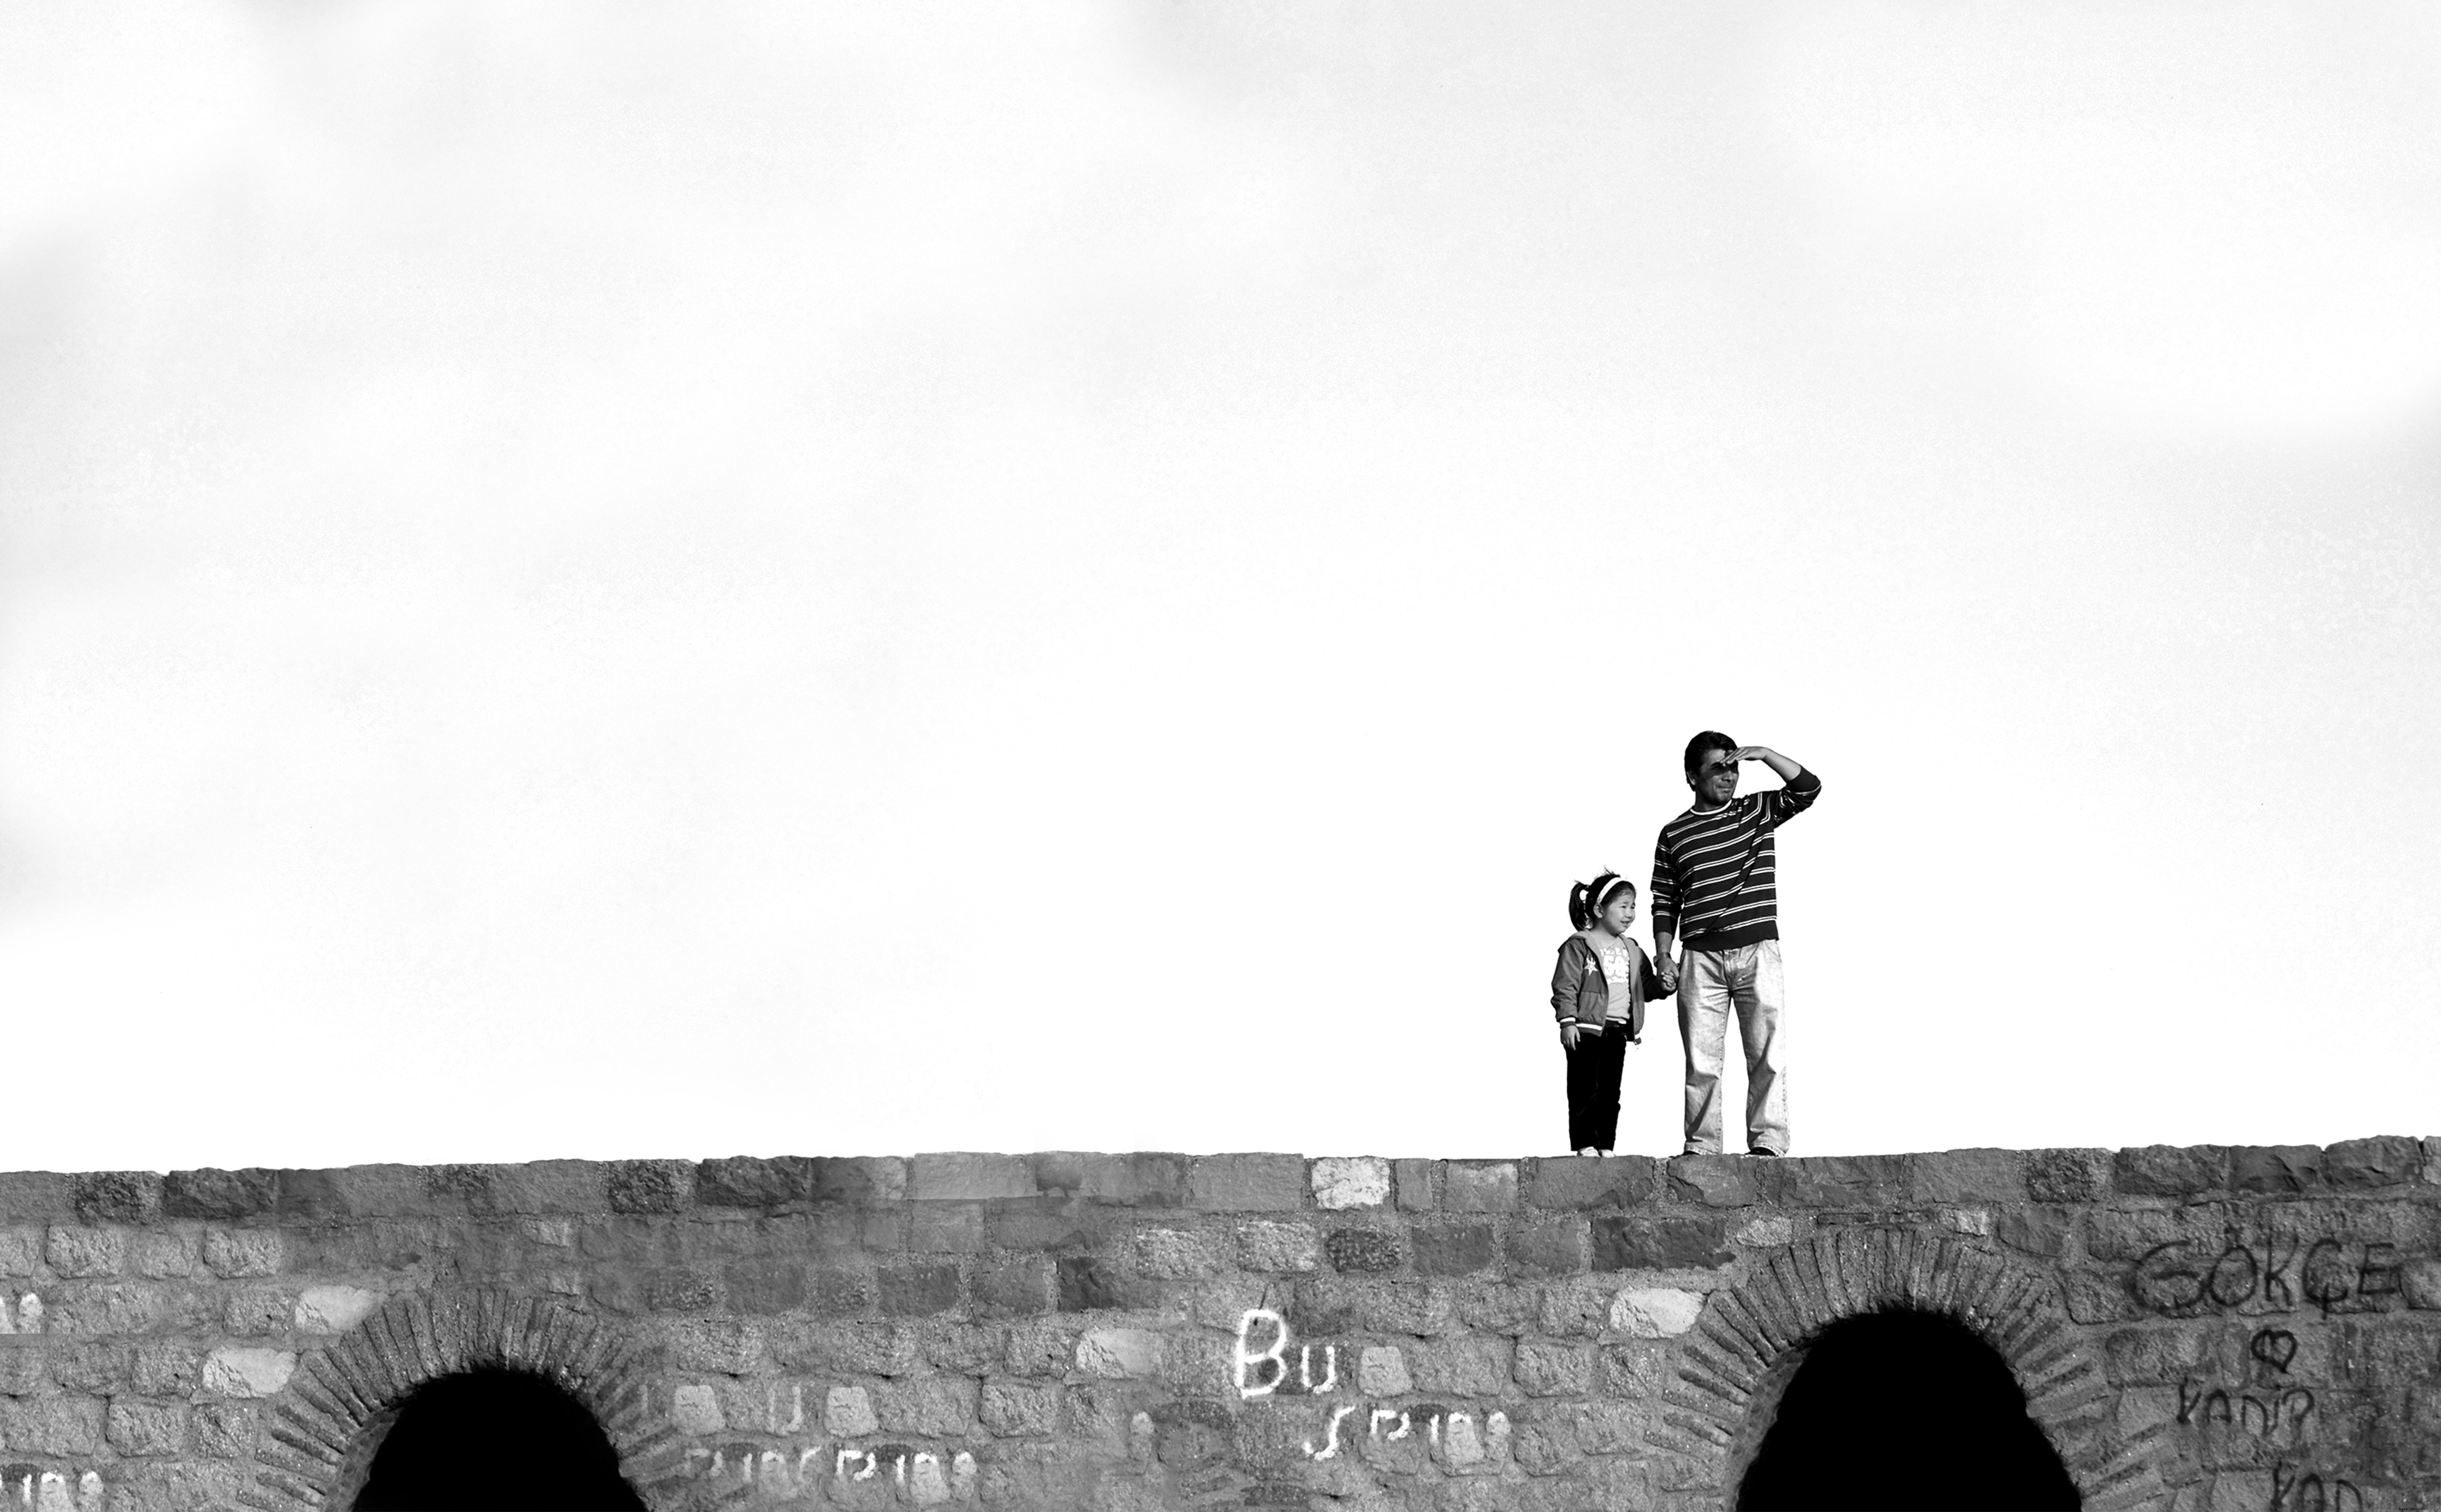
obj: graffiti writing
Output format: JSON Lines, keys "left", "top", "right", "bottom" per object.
{"left": 682, "top": 1442, "right": 976, "bottom": 1500}
{"left": 1234, "top": 1311, "right": 1508, "bottom": 1464}
{"left": 2270, "top": 1462, "right": 2363, "bottom": 1512}
{"left": 2131, "top": 1237, "right": 2400, "bottom": 1318}
{"left": 2176, "top": 1327, "right": 2316, "bottom": 1446}
{"left": 1234, "top": 1309, "right": 1338, "bottom": 1399}
{"left": 5, "top": 1471, "right": 102, "bottom": 1511}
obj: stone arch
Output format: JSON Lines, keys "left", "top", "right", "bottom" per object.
{"left": 1651, "top": 1229, "right": 2165, "bottom": 1512}
{"left": 243, "top": 1288, "right": 680, "bottom": 1511}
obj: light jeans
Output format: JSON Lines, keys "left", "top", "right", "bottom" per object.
{"left": 1676, "top": 940, "right": 1788, "bottom": 1155}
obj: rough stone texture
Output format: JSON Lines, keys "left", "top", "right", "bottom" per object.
{"left": 1309, "top": 1157, "right": 1391, "bottom": 1211}
{"left": 0, "top": 1143, "right": 2431, "bottom": 1512}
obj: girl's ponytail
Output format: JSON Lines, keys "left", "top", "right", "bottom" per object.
{"left": 1567, "top": 880, "right": 1594, "bottom": 931}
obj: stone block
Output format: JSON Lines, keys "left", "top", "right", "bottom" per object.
{"left": 605, "top": 1160, "right": 693, "bottom": 1214}
{"left": 0, "top": 1173, "right": 72, "bottom": 1223}
{"left": 1513, "top": 1340, "right": 1593, "bottom": 1396}
{"left": 1311, "top": 1158, "right": 1391, "bottom": 1211}
{"left": 646, "top": 1269, "right": 721, "bottom": 1312}
{"left": 1590, "top": 1213, "right": 1731, "bottom": 1270}
{"left": 1538, "top": 1279, "right": 1613, "bottom": 1339}
{"left": 1506, "top": 1216, "right": 1587, "bottom": 1277}
{"left": 669, "top": 1382, "right": 724, "bottom": 1435}
{"left": 201, "top": 1348, "right": 295, "bottom": 1399}
{"left": 875, "top": 1376, "right": 980, "bottom": 1435}
{"left": 1412, "top": 1222, "right": 1496, "bottom": 1278}
{"left": 1188, "top": 1155, "right": 1306, "bottom": 1212}
{"left": 1358, "top": 1345, "right": 1411, "bottom": 1396}
{"left": 721, "top": 1259, "right": 807, "bottom": 1315}
{"left": 1238, "top": 1221, "right": 1321, "bottom": 1274}
{"left": 910, "top": 1153, "right": 1035, "bottom": 1201}
{"left": 694, "top": 1156, "right": 812, "bottom": 1209}
{"left": 2061, "top": 1269, "right": 2140, "bottom": 1324}
{"left": 2325, "top": 1135, "right": 2422, "bottom": 1188}
{"left": 105, "top": 1400, "right": 188, "bottom": 1457}
{"left": 2403, "top": 1257, "right": 2441, "bottom": 1309}
{"left": 1406, "top": 1337, "right": 1513, "bottom": 1396}
{"left": 293, "top": 1285, "right": 382, "bottom": 1334}
{"left": 1666, "top": 1155, "right": 1757, "bottom": 1207}
{"left": 973, "top": 1254, "right": 1054, "bottom": 1317}
{"left": 811, "top": 1267, "right": 874, "bottom": 1318}
{"left": 909, "top": 1204, "right": 986, "bottom": 1254}
{"left": 482, "top": 1160, "right": 608, "bottom": 1214}
{"left": 1393, "top": 1160, "right": 1439, "bottom": 1210}
{"left": 1611, "top": 1287, "right": 1703, "bottom": 1338}
{"left": 1910, "top": 1149, "right": 2024, "bottom": 1204}
{"left": 129, "top": 1347, "right": 201, "bottom": 1396}
{"left": 1056, "top": 1256, "right": 1127, "bottom": 1312}
{"left": 0, "top": 1395, "right": 103, "bottom": 1454}
{"left": 1995, "top": 1207, "right": 2071, "bottom": 1259}
{"left": 877, "top": 1261, "right": 962, "bottom": 1317}
{"left": 191, "top": 1399, "right": 252, "bottom": 1459}
{"left": 2114, "top": 1145, "right": 2227, "bottom": 1197}
{"left": 1031, "top": 1152, "right": 1188, "bottom": 1206}
{"left": 2024, "top": 1149, "right": 2109, "bottom": 1204}
{"left": 160, "top": 1169, "right": 280, "bottom": 1222}
{"left": 0, "top": 1231, "right": 41, "bottom": 1276}
{"left": 0, "top": 1351, "right": 43, "bottom": 1394}
{"left": 1523, "top": 1156, "right": 1660, "bottom": 1209}
{"left": 825, "top": 1384, "right": 879, "bottom": 1436}
{"left": 45, "top": 1227, "right": 124, "bottom": 1279}
{"left": 1133, "top": 1227, "right": 1218, "bottom": 1279}
{"left": 1075, "top": 1327, "right": 1163, "bottom": 1379}
{"left": 70, "top": 1173, "right": 160, "bottom": 1225}
{"left": 47, "top": 1343, "right": 126, "bottom": 1394}
{"left": 1325, "top": 1229, "right": 1404, "bottom": 1275}
{"left": 200, "top": 1226, "right": 281, "bottom": 1280}
{"left": 2083, "top": 1205, "right": 2221, "bottom": 1263}
{"left": 128, "top": 1231, "right": 197, "bottom": 1279}
{"left": 1752, "top": 1155, "right": 1911, "bottom": 1209}
{"left": 2103, "top": 1324, "right": 2222, "bottom": 1385}
{"left": 2230, "top": 1146, "right": 2323, "bottom": 1194}
{"left": 981, "top": 1382, "right": 1062, "bottom": 1436}
{"left": 1732, "top": 1215, "right": 1794, "bottom": 1248}
{"left": 1443, "top": 1163, "right": 1518, "bottom": 1213}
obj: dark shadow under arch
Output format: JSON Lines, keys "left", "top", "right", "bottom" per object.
{"left": 1738, "top": 1309, "right": 2080, "bottom": 1512}
{"left": 350, "top": 1367, "right": 648, "bottom": 1511}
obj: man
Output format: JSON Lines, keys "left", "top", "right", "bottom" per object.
{"left": 1650, "top": 733, "right": 1820, "bottom": 1157}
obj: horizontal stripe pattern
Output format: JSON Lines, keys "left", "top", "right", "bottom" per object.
{"left": 1650, "top": 769, "right": 1820, "bottom": 952}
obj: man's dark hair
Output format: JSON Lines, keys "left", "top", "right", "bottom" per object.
{"left": 1684, "top": 731, "right": 1737, "bottom": 778}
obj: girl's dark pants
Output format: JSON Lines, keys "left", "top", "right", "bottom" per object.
{"left": 1565, "top": 1026, "right": 1630, "bottom": 1150}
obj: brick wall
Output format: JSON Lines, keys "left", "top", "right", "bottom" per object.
{"left": 0, "top": 1140, "right": 2436, "bottom": 1511}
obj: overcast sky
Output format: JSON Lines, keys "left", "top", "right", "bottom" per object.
{"left": 3, "top": 3, "right": 2437, "bottom": 1172}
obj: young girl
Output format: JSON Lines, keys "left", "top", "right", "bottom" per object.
{"left": 1551, "top": 872, "right": 1669, "bottom": 1156}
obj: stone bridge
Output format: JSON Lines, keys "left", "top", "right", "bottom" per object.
{"left": 0, "top": 1138, "right": 2435, "bottom": 1509}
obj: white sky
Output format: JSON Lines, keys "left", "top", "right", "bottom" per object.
{"left": 3, "top": 3, "right": 2437, "bottom": 1171}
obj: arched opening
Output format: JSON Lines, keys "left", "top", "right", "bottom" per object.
{"left": 349, "top": 1367, "right": 647, "bottom": 1511}
{"left": 1736, "top": 1309, "right": 2081, "bottom": 1512}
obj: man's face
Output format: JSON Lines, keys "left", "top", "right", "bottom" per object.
{"left": 1690, "top": 747, "right": 1739, "bottom": 806}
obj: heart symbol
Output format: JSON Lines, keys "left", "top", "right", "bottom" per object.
{"left": 2250, "top": 1328, "right": 2298, "bottom": 1373}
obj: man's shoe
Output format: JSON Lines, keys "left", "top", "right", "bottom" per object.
{"left": 1747, "top": 1147, "right": 1783, "bottom": 1157}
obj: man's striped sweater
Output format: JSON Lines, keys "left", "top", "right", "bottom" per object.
{"left": 1650, "top": 769, "right": 1822, "bottom": 952}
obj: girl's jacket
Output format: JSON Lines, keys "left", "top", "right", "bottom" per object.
{"left": 1550, "top": 932, "right": 1667, "bottom": 1040}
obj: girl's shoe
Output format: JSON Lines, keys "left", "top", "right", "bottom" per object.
{"left": 1575, "top": 1147, "right": 1600, "bottom": 1157}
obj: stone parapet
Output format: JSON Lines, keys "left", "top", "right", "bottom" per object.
{"left": 0, "top": 1140, "right": 2429, "bottom": 1510}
